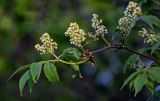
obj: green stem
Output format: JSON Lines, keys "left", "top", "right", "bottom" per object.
{"left": 57, "top": 59, "right": 89, "bottom": 65}
{"left": 80, "top": 45, "right": 86, "bottom": 53}
{"left": 121, "top": 35, "right": 126, "bottom": 46}
{"left": 101, "top": 36, "right": 110, "bottom": 46}
{"left": 8, "top": 57, "right": 89, "bottom": 81}
{"left": 41, "top": 58, "right": 89, "bottom": 65}
{"left": 52, "top": 53, "right": 59, "bottom": 59}
{"left": 83, "top": 40, "right": 96, "bottom": 47}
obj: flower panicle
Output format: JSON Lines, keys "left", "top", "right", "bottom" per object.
{"left": 117, "top": 1, "right": 142, "bottom": 34}
{"left": 138, "top": 28, "right": 159, "bottom": 44}
{"left": 65, "top": 22, "right": 86, "bottom": 47}
{"left": 35, "top": 33, "right": 58, "bottom": 54}
{"left": 89, "top": 14, "right": 108, "bottom": 40}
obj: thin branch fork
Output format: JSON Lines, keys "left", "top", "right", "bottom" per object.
{"left": 91, "top": 45, "right": 160, "bottom": 64}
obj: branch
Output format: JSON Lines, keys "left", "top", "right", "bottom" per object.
{"left": 91, "top": 45, "right": 160, "bottom": 64}
{"left": 91, "top": 46, "right": 117, "bottom": 53}
{"left": 122, "top": 47, "right": 160, "bottom": 64}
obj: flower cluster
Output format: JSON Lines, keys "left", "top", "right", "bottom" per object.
{"left": 65, "top": 22, "right": 86, "bottom": 47}
{"left": 35, "top": 33, "right": 58, "bottom": 54}
{"left": 89, "top": 14, "right": 108, "bottom": 39}
{"left": 138, "top": 28, "right": 159, "bottom": 44}
{"left": 117, "top": 1, "right": 142, "bottom": 34}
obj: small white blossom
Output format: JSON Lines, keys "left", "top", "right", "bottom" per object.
{"left": 65, "top": 22, "right": 86, "bottom": 47}
{"left": 139, "top": 28, "right": 159, "bottom": 44}
{"left": 117, "top": 1, "right": 142, "bottom": 34}
{"left": 35, "top": 33, "right": 58, "bottom": 54}
{"left": 89, "top": 14, "right": 108, "bottom": 39}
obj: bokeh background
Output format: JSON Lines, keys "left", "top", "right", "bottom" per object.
{"left": 0, "top": 0, "right": 160, "bottom": 101}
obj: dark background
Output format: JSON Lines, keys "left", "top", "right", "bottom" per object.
{"left": 0, "top": 0, "right": 160, "bottom": 101}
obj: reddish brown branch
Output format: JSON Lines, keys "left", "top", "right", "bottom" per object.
{"left": 91, "top": 46, "right": 160, "bottom": 64}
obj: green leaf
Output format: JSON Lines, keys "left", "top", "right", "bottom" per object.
{"left": 138, "top": 48, "right": 149, "bottom": 53}
{"left": 124, "top": 54, "right": 140, "bottom": 73}
{"left": 148, "top": 67, "right": 160, "bottom": 83}
{"left": 151, "top": 42, "right": 160, "bottom": 55}
{"left": 121, "top": 70, "right": 142, "bottom": 89}
{"left": 129, "top": 80, "right": 134, "bottom": 92}
{"left": 70, "top": 64, "right": 80, "bottom": 72}
{"left": 139, "top": 15, "right": 160, "bottom": 30}
{"left": 140, "top": 16, "right": 154, "bottom": 30}
{"left": 8, "top": 64, "right": 30, "bottom": 82}
{"left": 149, "top": 15, "right": 160, "bottom": 28}
{"left": 19, "top": 70, "right": 30, "bottom": 96}
{"left": 134, "top": 73, "right": 148, "bottom": 96}
{"left": 124, "top": 48, "right": 148, "bottom": 73}
{"left": 146, "top": 80, "right": 154, "bottom": 95}
{"left": 44, "top": 62, "right": 60, "bottom": 84}
{"left": 69, "top": 60, "right": 80, "bottom": 72}
{"left": 28, "top": 71, "right": 35, "bottom": 93}
{"left": 30, "top": 62, "right": 42, "bottom": 83}
{"left": 70, "top": 63, "right": 81, "bottom": 77}
{"left": 28, "top": 78, "right": 35, "bottom": 93}
{"left": 61, "top": 48, "right": 81, "bottom": 62}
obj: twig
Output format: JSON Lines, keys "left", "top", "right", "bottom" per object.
{"left": 91, "top": 46, "right": 117, "bottom": 53}
{"left": 101, "top": 36, "right": 111, "bottom": 46}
